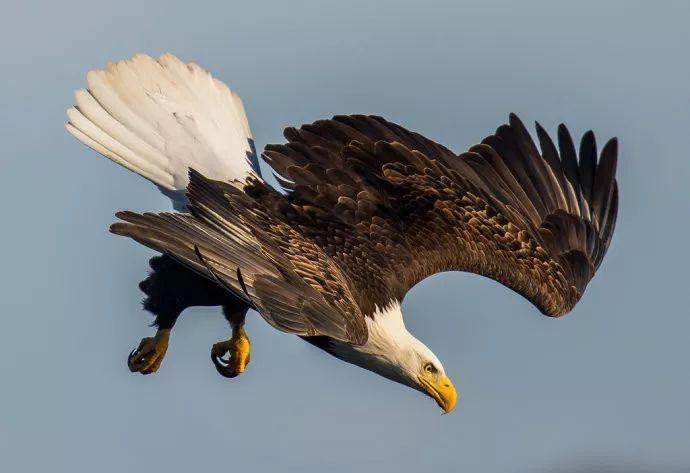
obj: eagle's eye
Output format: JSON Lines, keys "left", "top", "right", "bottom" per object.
{"left": 423, "top": 362, "right": 437, "bottom": 374}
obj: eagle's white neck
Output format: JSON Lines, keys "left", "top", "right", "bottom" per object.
{"left": 361, "top": 302, "right": 428, "bottom": 356}
{"left": 327, "top": 302, "right": 443, "bottom": 389}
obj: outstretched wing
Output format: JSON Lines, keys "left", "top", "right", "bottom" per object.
{"left": 263, "top": 114, "right": 618, "bottom": 316}
{"left": 111, "top": 170, "right": 367, "bottom": 344}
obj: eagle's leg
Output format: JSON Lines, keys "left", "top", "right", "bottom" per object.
{"left": 128, "top": 255, "right": 245, "bottom": 375}
{"left": 127, "top": 263, "right": 182, "bottom": 374}
{"left": 211, "top": 303, "right": 251, "bottom": 378}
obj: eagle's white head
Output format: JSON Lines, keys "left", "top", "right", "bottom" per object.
{"left": 324, "top": 302, "right": 457, "bottom": 413}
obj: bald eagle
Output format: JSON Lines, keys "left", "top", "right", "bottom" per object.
{"left": 66, "top": 54, "right": 618, "bottom": 413}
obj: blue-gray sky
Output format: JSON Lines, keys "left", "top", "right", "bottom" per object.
{"left": 1, "top": 1, "right": 689, "bottom": 471}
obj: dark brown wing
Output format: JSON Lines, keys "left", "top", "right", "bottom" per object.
{"left": 264, "top": 114, "right": 618, "bottom": 316}
{"left": 111, "top": 170, "right": 367, "bottom": 344}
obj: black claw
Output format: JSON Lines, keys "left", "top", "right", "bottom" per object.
{"left": 211, "top": 353, "right": 239, "bottom": 378}
{"left": 128, "top": 346, "right": 151, "bottom": 371}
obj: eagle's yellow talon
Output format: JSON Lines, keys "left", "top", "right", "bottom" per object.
{"left": 128, "top": 329, "right": 170, "bottom": 374}
{"left": 211, "top": 326, "right": 251, "bottom": 378}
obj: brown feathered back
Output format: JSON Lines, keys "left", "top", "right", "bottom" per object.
{"left": 264, "top": 114, "right": 618, "bottom": 316}
{"left": 111, "top": 113, "right": 618, "bottom": 346}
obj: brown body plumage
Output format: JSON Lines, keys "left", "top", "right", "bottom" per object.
{"left": 113, "top": 114, "right": 618, "bottom": 338}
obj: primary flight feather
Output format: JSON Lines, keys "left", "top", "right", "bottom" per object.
{"left": 66, "top": 53, "right": 619, "bottom": 413}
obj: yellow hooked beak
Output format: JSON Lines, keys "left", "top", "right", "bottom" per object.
{"left": 418, "top": 374, "right": 458, "bottom": 413}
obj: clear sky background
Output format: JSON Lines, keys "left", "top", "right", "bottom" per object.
{"left": 1, "top": 1, "right": 689, "bottom": 471}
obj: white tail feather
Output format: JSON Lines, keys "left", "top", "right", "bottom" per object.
{"left": 66, "top": 53, "right": 259, "bottom": 207}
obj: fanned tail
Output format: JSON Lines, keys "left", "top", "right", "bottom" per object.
{"left": 66, "top": 53, "right": 260, "bottom": 209}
